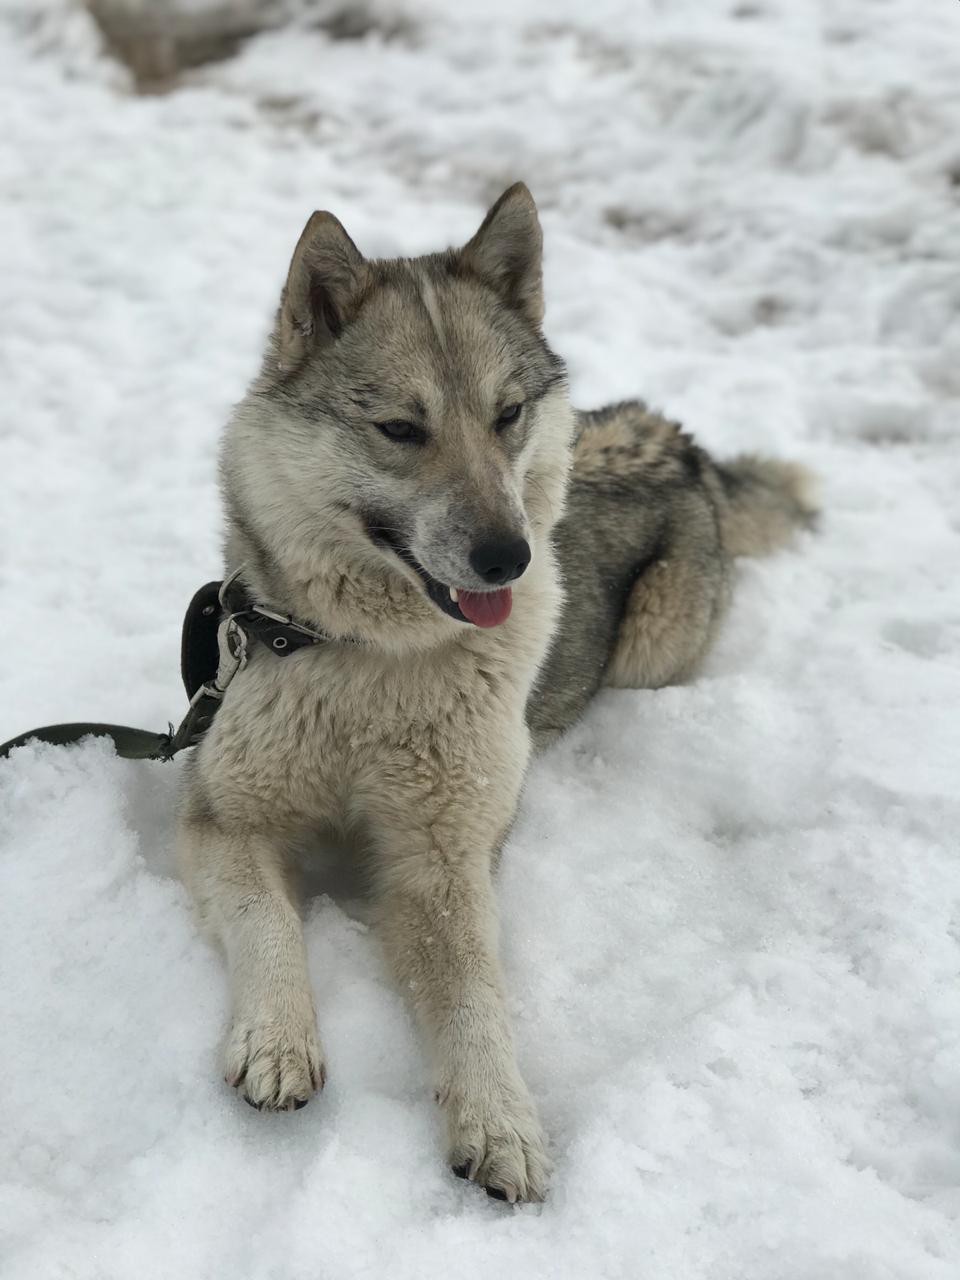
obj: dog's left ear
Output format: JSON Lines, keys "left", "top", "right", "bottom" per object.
{"left": 461, "top": 183, "right": 544, "bottom": 327}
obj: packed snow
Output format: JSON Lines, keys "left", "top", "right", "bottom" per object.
{"left": 2, "top": 2, "right": 959, "bottom": 1276}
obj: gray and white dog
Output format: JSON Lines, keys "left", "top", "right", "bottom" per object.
{"left": 179, "top": 183, "right": 816, "bottom": 1202}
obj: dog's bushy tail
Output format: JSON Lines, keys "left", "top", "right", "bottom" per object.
{"left": 715, "top": 455, "right": 819, "bottom": 557}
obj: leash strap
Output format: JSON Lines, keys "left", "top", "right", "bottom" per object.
{"left": 0, "top": 575, "right": 328, "bottom": 763}
{"left": 0, "top": 722, "right": 176, "bottom": 761}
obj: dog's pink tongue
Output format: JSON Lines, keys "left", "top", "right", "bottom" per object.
{"left": 458, "top": 587, "right": 513, "bottom": 628}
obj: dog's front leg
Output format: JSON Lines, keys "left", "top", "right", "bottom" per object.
{"left": 178, "top": 812, "right": 325, "bottom": 1112}
{"left": 375, "top": 844, "right": 548, "bottom": 1202}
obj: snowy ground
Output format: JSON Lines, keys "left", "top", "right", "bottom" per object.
{"left": 2, "top": 1, "right": 959, "bottom": 1276}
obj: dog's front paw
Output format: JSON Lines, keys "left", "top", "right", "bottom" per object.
{"left": 224, "top": 1010, "right": 326, "bottom": 1112}
{"left": 442, "top": 1079, "right": 549, "bottom": 1203}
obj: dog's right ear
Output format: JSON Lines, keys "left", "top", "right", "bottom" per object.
{"left": 278, "top": 212, "right": 368, "bottom": 369}
{"left": 461, "top": 183, "right": 544, "bottom": 327}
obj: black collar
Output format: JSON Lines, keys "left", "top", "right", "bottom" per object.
{"left": 181, "top": 577, "right": 333, "bottom": 711}
{"left": 220, "top": 578, "right": 331, "bottom": 659}
{"left": 171, "top": 576, "right": 337, "bottom": 757}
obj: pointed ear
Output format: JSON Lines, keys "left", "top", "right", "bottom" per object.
{"left": 461, "top": 182, "right": 544, "bottom": 327}
{"left": 278, "top": 211, "right": 367, "bottom": 369}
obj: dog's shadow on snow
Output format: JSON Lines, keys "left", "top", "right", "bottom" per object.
{"left": 127, "top": 758, "right": 374, "bottom": 926}
{"left": 120, "top": 756, "right": 183, "bottom": 880}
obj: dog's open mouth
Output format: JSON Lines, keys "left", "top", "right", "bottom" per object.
{"left": 365, "top": 522, "right": 512, "bottom": 628}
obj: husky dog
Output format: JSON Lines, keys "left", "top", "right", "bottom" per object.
{"left": 178, "top": 184, "right": 816, "bottom": 1202}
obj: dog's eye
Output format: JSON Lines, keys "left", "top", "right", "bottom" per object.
{"left": 377, "top": 420, "right": 424, "bottom": 444}
{"left": 496, "top": 403, "right": 523, "bottom": 431}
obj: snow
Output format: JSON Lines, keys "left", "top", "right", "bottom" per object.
{"left": 2, "top": 1, "right": 959, "bottom": 1275}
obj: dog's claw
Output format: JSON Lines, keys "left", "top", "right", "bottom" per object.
{"left": 454, "top": 1162, "right": 521, "bottom": 1202}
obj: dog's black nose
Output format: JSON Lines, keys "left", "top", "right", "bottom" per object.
{"left": 469, "top": 536, "right": 531, "bottom": 586}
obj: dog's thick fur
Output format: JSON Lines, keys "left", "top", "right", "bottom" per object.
{"left": 178, "top": 184, "right": 817, "bottom": 1202}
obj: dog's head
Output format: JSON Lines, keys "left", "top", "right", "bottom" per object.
{"left": 226, "top": 184, "right": 575, "bottom": 646}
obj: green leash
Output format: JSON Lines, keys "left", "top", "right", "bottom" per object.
{"left": 0, "top": 722, "right": 178, "bottom": 761}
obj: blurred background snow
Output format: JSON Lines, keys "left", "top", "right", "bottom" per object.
{"left": 1, "top": 2, "right": 959, "bottom": 1277}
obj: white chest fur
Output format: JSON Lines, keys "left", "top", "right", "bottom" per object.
{"left": 193, "top": 555, "right": 562, "bottom": 839}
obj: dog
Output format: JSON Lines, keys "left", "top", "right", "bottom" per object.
{"left": 178, "top": 183, "right": 817, "bottom": 1203}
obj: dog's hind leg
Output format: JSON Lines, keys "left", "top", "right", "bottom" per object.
{"left": 605, "top": 525, "right": 730, "bottom": 690}
{"left": 178, "top": 809, "right": 325, "bottom": 1111}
